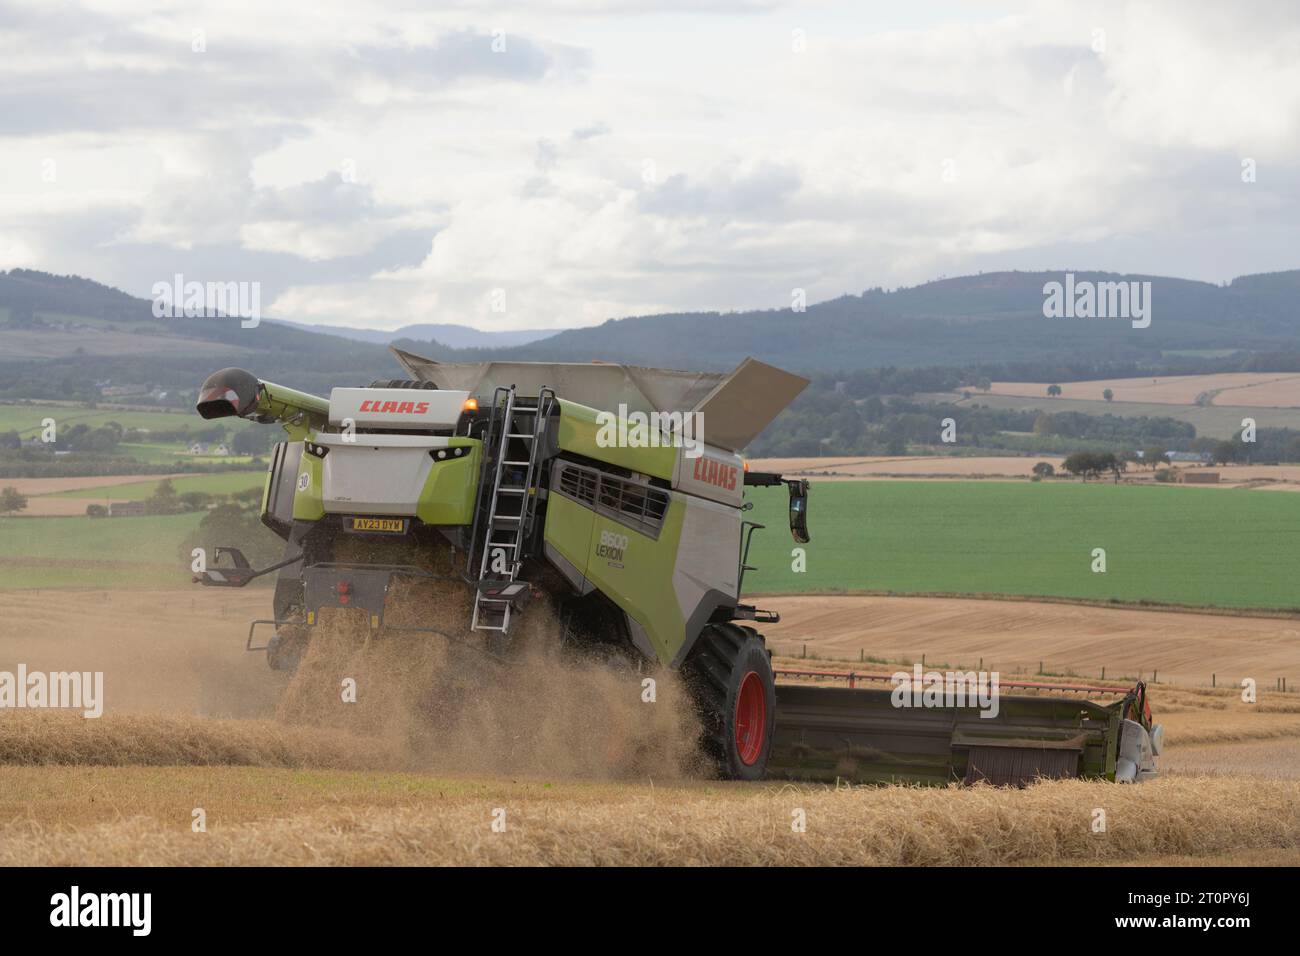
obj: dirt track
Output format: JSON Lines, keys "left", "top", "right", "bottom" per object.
{"left": 759, "top": 594, "right": 1300, "bottom": 686}
{"left": 748, "top": 456, "right": 1300, "bottom": 489}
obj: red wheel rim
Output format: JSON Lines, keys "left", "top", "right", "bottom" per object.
{"left": 734, "top": 671, "right": 767, "bottom": 766}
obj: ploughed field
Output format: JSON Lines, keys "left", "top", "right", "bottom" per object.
{"left": 760, "top": 595, "right": 1300, "bottom": 686}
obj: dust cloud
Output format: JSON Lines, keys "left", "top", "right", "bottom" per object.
{"left": 276, "top": 577, "right": 705, "bottom": 779}
{"left": 0, "top": 578, "right": 704, "bottom": 779}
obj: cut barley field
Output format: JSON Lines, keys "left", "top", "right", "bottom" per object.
{"left": 1, "top": 762, "right": 1296, "bottom": 866}
{"left": 750, "top": 456, "right": 1300, "bottom": 488}
{"left": 751, "top": 456, "right": 1065, "bottom": 478}
{"left": 7, "top": 589, "right": 1300, "bottom": 706}
{"left": 988, "top": 372, "right": 1300, "bottom": 406}
{"left": 920, "top": 391, "right": 1300, "bottom": 437}
{"left": 2, "top": 588, "right": 1299, "bottom": 865}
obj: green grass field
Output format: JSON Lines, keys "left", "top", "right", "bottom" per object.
{"left": 0, "top": 402, "right": 196, "bottom": 435}
{"left": 103, "top": 443, "right": 259, "bottom": 466}
{"left": 5, "top": 479, "right": 1300, "bottom": 609}
{"left": 0, "top": 514, "right": 203, "bottom": 587}
{"left": 744, "top": 481, "right": 1300, "bottom": 610}
{"left": 0, "top": 402, "right": 259, "bottom": 464}
{"left": 114, "top": 442, "right": 181, "bottom": 464}
{"left": 45, "top": 472, "right": 264, "bottom": 500}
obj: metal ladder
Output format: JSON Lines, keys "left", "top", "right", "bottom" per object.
{"left": 470, "top": 385, "right": 554, "bottom": 634}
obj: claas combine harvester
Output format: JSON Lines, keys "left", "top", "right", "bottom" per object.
{"left": 194, "top": 347, "right": 1161, "bottom": 784}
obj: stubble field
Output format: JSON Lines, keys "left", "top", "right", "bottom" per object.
{"left": 1, "top": 587, "right": 1297, "bottom": 865}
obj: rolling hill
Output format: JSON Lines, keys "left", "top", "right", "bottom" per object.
{"left": 501, "top": 270, "right": 1300, "bottom": 370}
{"left": 4, "top": 268, "right": 1300, "bottom": 406}
{"left": 267, "top": 319, "right": 560, "bottom": 349}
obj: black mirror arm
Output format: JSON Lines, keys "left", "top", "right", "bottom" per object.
{"left": 195, "top": 551, "right": 304, "bottom": 588}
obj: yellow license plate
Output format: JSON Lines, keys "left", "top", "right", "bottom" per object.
{"left": 345, "top": 517, "right": 408, "bottom": 534}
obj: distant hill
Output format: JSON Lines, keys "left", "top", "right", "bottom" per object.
{"left": 4, "top": 268, "right": 1300, "bottom": 404}
{"left": 0, "top": 269, "right": 403, "bottom": 399}
{"left": 267, "top": 319, "right": 560, "bottom": 349}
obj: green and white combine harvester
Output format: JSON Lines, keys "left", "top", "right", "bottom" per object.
{"left": 194, "top": 347, "right": 1162, "bottom": 784}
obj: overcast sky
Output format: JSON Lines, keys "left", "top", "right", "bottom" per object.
{"left": 2, "top": 0, "right": 1298, "bottom": 331}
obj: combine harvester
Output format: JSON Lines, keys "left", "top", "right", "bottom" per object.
{"left": 194, "top": 349, "right": 1161, "bottom": 785}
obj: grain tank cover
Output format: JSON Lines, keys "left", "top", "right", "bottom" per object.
{"left": 691, "top": 357, "right": 809, "bottom": 453}
{"left": 389, "top": 347, "right": 808, "bottom": 451}
{"left": 390, "top": 347, "right": 726, "bottom": 417}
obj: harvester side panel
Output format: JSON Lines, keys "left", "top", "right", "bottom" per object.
{"left": 667, "top": 493, "right": 742, "bottom": 666}
{"left": 416, "top": 442, "right": 481, "bottom": 526}
{"left": 544, "top": 458, "right": 741, "bottom": 667}
{"left": 292, "top": 451, "right": 326, "bottom": 521}
{"left": 546, "top": 465, "right": 686, "bottom": 665}
{"left": 542, "top": 486, "right": 597, "bottom": 595}
{"left": 672, "top": 444, "right": 744, "bottom": 508}
{"left": 553, "top": 399, "right": 677, "bottom": 480}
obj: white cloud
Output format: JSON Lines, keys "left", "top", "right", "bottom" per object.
{"left": 2, "top": 0, "right": 1299, "bottom": 329}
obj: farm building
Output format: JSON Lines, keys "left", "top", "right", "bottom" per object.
{"left": 1180, "top": 471, "right": 1220, "bottom": 484}
{"left": 108, "top": 501, "right": 147, "bottom": 517}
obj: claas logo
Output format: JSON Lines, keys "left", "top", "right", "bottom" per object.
{"left": 692, "top": 456, "right": 737, "bottom": 490}
{"left": 358, "top": 400, "right": 430, "bottom": 414}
